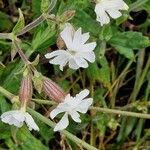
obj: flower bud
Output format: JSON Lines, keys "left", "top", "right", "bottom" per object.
{"left": 61, "top": 10, "right": 76, "bottom": 22}
{"left": 56, "top": 36, "right": 65, "bottom": 49}
{"left": 42, "top": 77, "right": 65, "bottom": 103}
{"left": 19, "top": 74, "right": 33, "bottom": 107}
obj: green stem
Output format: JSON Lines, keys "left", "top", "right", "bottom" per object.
{"left": 32, "top": 99, "right": 56, "bottom": 105}
{"left": 17, "top": 15, "right": 44, "bottom": 36}
{"left": 31, "top": 99, "right": 150, "bottom": 119}
{"left": 0, "top": 1, "right": 57, "bottom": 37}
{"left": 14, "top": 40, "right": 30, "bottom": 65}
{"left": 90, "top": 107, "right": 150, "bottom": 119}
{"left": 0, "top": 33, "right": 12, "bottom": 40}
{"left": 0, "top": 86, "right": 14, "bottom": 100}
{"left": 17, "top": 0, "right": 57, "bottom": 36}
{"left": 27, "top": 108, "right": 98, "bottom": 150}
{"left": 137, "top": 56, "right": 150, "bottom": 93}
{"left": 129, "top": 0, "right": 148, "bottom": 11}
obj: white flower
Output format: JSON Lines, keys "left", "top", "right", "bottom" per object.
{"left": 1, "top": 109, "right": 39, "bottom": 131}
{"left": 45, "top": 24, "right": 96, "bottom": 71}
{"left": 50, "top": 89, "right": 93, "bottom": 131}
{"left": 95, "top": 0, "right": 129, "bottom": 26}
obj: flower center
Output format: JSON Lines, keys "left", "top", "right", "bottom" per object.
{"left": 67, "top": 49, "right": 76, "bottom": 56}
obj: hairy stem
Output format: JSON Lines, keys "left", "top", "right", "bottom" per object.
{"left": 90, "top": 107, "right": 150, "bottom": 119}
{"left": 28, "top": 108, "right": 98, "bottom": 150}
{"left": 17, "top": 15, "right": 44, "bottom": 36}
{"left": 31, "top": 99, "right": 150, "bottom": 119}
{"left": 0, "top": 86, "right": 14, "bottom": 100}
{"left": 14, "top": 40, "right": 30, "bottom": 65}
{"left": 0, "top": 33, "right": 12, "bottom": 40}
{"left": 17, "top": 0, "right": 57, "bottom": 36}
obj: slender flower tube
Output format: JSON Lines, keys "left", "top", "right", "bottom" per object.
{"left": 42, "top": 77, "right": 66, "bottom": 103}
{"left": 19, "top": 73, "right": 32, "bottom": 108}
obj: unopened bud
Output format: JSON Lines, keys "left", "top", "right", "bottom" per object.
{"left": 62, "top": 10, "right": 76, "bottom": 22}
{"left": 56, "top": 37, "right": 65, "bottom": 49}
{"left": 19, "top": 74, "right": 33, "bottom": 107}
{"left": 43, "top": 77, "right": 65, "bottom": 103}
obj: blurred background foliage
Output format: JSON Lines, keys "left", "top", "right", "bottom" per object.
{"left": 0, "top": 0, "right": 150, "bottom": 149}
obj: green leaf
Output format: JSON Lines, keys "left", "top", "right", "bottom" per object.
{"left": 98, "top": 57, "right": 111, "bottom": 88}
{"left": 41, "top": 0, "right": 50, "bottom": 13}
{"left": 72, "top": 9, "right": 101, "bottom": 36}
{"left": 86, "top": 62, "right": 100, "bottom": 83}
{"left": 5, "top": 127, "right": 48, "bottom": 150}
{"left": 37, "top": 121, "right": 54, "bottom": 145}
{"left": 99, "top": 25, "right": 112, "bottom": 41}
{"left": 109, "top": 31, "right": 150, "bottom": 59}
{"left": 116, "top": 14, "right": 129, "bottom": 25}
{"left": 0, "top": 11, "right": 13, "bottom": 32}
{"left": 0, "top": 96, "right": 11, "bottom": 113}
{"left": 11, "top": 42, "right": 18, "bottom": 61}
{"left": 32, "top": 0, "right": 42, "bottom": 16}
{"left": 112, "top": 45, "right": 135, "bottom": 59}
{"left": 17, "top": 128, "right": 48, "bottom": 150}
{"left": 32, "top": 25, "right": 56, "bottom": 51}
{"left": 12, "top": 9, "right": 25, "bottom": 35}
{"left": 0, "top": 122, "right": 11, "bottom": 140}
{"left": 143, "top": 1, "right": 150, "bottom": 12}
{"left": 0, "top": 60, "right": 21, "bottom": 93}
{"left": 57, "top": 0, "right": 90, "bottom": 14}
{"left": 96, "top": 114, "right": 108, "bottom": 137}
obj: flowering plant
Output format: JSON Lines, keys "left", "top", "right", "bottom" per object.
{"left": 0, "top": 0, "right": 150, "bottom": 150}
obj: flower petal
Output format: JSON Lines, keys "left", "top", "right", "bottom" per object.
{"left": 81, "top": 51, "right": 95, "bottom": 63}
{"left": 54, "top": 113, "right": 69, "bottom": 131}
{"left": 75, "top": 89, "right": 90, "bottom": 100}
{"left": 1, "top": 110, "right": 24, "bottom": 128}
{"left": 25, "top": 112, "right": 39, "bottom": 131}
{"left": 68, "top": 58, "right": 80, "bottom": 70}
{"left": 50, "top": 108, "right": 65, "bottom": 119}
{"left": 107, "top": 9, "right": 122, "bottom": 19}
{"left": 49, "top": 54, "right": 69, "bottom": 65}
{"left": 72, "top": 28, "right": 82, "bottom": 48}
{"left": 60, "top": 24, "right": 74, "bottom": 49}
{"left": 76, "top": 98, "right": 93, "bottom": 113}
{"left": 95, "top": 0, "right": 128, "bottom": 26}
{"left": 81, "top": 33, "right": 90, "bottom": 44}
{"left": 70, "top": 111, "right": 81, "bottom": 123}
{"left": 95, "top": 4, "right": 110, "bottom": 26}
{"left": 107, "top": 0, "right": 128, "bottom": 10}
{"left": 49, "top": 54, "right": 70, "bottom": 71}
{"left": 74, "top": 56, "right": 88, "bottom": 68}
{"left": 81, "top": 42, "right": 96, "bottom": 52}
{"left": 45, "top": 50, "right": 69, "bottom": 59}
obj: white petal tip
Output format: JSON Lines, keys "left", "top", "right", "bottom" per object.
{"left": 124, "top": 5, "right": 129, "bottom": 10}
{"left": 45, "top": 53, "right": 50, "bottom": 58}
{"left": 49, "top": 113, "right": 54, "bottom": 119}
